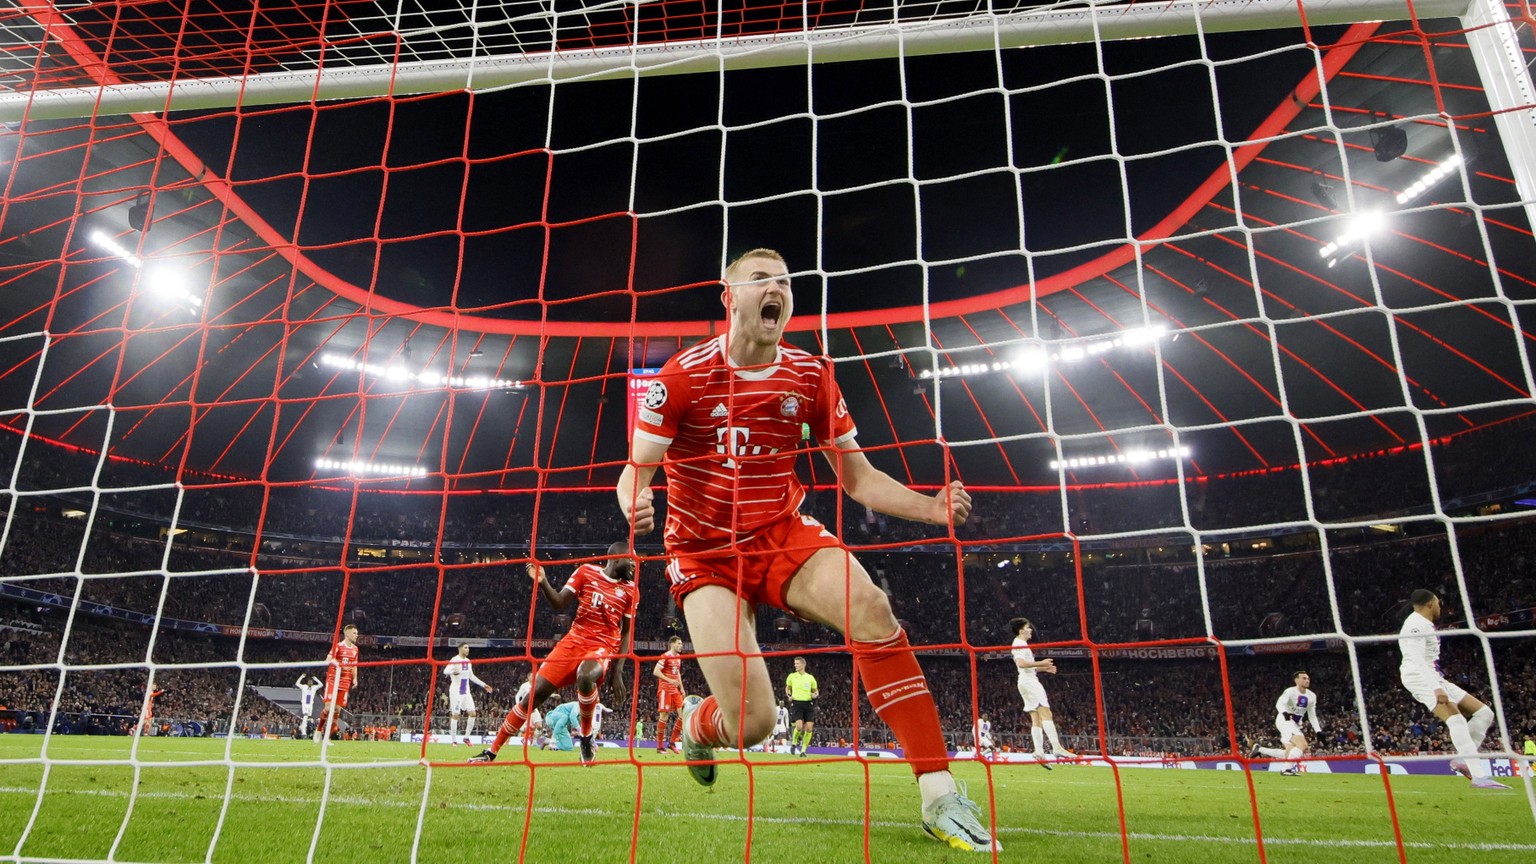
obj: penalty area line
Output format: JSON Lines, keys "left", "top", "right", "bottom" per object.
{"left": 0, "top": 786, "right": 1528, "bottom": 851}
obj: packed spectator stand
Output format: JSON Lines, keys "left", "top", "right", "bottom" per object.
{"left": 2, "top": 416, "right": 1534, "bottom": 757}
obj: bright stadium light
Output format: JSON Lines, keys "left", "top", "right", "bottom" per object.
{"left": 314, "top": 457, "right": 428, "bottom": 478}
{"left": 1395, "top": 152, "right": 1463, "bottom": 205}
{"left": 145, "top": 267, "right": 202, "bottom": 308}
{"left": 1319, "top": 210, "right": 1388, "bottom": 266}
{"left": 1011, "top": 347, "right": 1049, "bottom": 374}
{"left": 319, "top": 352, "right": 521, "bottom": 391}
{"left": 1049, "top": 445, "right": 1191, "bottom": 471}
{"left": 919, "top": 325, "right": 1167, "bottom": 380}
{"left": 89, "top": 230, "right": 143, "bottom": 267}
{"left": 90, "top": 229, "right": 200, "bottom": 311}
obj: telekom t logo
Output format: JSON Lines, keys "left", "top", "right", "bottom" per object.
{"left": 717, "top": 426, "right": 751, "bottom": 469}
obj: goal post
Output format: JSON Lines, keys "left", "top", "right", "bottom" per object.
{"left": 1, "top": 0, "right": 1475, "bottom": 122}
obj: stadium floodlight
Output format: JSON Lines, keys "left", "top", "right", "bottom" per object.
{"left": 1011, "top": 348, "right": 1049, "bottom": 374}
{"left": 1318, "top": 210, "right": 1388, "bottom": 266}
{"left": 88, "top": 229, "right": 143, "bottom": 268}
{"left": 1395, "top": 152, "right": 1463, "bottom": 205}
{"left": 919, "top": 325, "right": 1166, "bottom": 380}
{"left": 1049, "top": 445, "right": 1192, "bottom": 471}
{"left": 90, "top": 229, "right": 200, "bottom": 311}
{"left": 145, "top": 267, "right": 202, "bottom": 309}
{"left": 319, "top": 352, "right": 520, "bottom": 391}
{"left": 314, "top": 457, "right": 428, "bottom": 477}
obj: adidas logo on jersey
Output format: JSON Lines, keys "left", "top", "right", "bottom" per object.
{"left": 710, "top": 403, "right": 728, "bottom": 418}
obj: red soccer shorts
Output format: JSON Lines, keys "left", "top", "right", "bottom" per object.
{"left": 657, "top": 686, "right": 683, "bottom": 713}
{"left": 666, "top": 513, "right": 841, "bottom": 609}
{"left": 324, "top": 678, "right": 351, "bottom": 708}
{"left": 535, "top": 637, "right": 613, "bottom": 690}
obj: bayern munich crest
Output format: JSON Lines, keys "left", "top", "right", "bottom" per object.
{"left": 780, "top": 393, "right": 802, "bottom": 418}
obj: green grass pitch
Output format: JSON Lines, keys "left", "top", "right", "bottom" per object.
{"left": 0, "top": 736, "right": 1531, "bottom": 863}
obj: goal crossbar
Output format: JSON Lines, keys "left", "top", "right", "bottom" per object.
{"left": 2, "top": 0, "right": 1470, "bottom": 121}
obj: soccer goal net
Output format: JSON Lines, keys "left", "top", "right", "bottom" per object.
{"left": 1, "top": 0, "right": 1534, "bottom": 861}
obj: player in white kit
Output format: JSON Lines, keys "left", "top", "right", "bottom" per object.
{"left": 1010, "top": 617, "right": 1073, "bottom": 765}
{"left": 1398, "top": 590, "right": 1508, "bottom": 789}
{"left": 771, "top": 702, "right": 790, "bottom": 753}
{"left": 443, "top": 644, "right": 494, "bottom": 744}
{"left": 1249, "top": 671, "right": 1320, "bottom": 774}
{"left": 295, "top": 674, "right": 322, "bottom": 738}
{"left": 974, "top": 715, "right": 997, "bottom": 761}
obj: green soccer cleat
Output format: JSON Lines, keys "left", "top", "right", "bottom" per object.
{"left": 921, "top": 783, "right": 1002, "bottom": 853}
{"left": 678, "top": 695, "right": 717, "bottom": 787}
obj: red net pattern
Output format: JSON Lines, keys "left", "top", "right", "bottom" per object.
{"left": 1, "top": 2, "right": 1535, "bottom": 862}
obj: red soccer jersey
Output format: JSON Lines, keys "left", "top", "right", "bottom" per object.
{"left": 327, "top": 640, "right": 359, "bottom": 686}
{"left": 632, "top": 335, "right": 857, "bottom": 555}
{"left": 566, "top": 564, "right": 638, "bottom": 652}
{"left": 656, "top": 652, "right": 682, "bottom": 693}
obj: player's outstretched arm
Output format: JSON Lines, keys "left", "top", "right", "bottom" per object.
{"left": 616, "top": 436, "right": 667, "bottom": 535}
{"left": 527, "top": 562, "right": 577, "bottom": 610}
{"left": 822, "top": 442, "right": 971, "bottom": 527}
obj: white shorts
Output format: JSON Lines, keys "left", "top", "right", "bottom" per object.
{"left": 450, "top": 693, "right": 477, "bottom": 714}
{"left": 1017, "top": 676, "right": 1050, "bottom": 712}
{"left": 1400, "top": 669, "right": 1467, "bottom": 712}
{"left": 1275, "top": 716, "right": 1305, "bottom": 741}
{"left": 977, "top": 735, "right": 994, "bottom": 749}
{"left": 773, "top": 722, "right": 787, "bottom": 735}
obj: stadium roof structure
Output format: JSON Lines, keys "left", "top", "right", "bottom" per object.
{"left": 0, "top": 1, "right": 1532, "bottom": 492}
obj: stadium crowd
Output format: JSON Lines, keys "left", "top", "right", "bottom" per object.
{"left": 2, "top": 421, "right": 1534, "bottom": 755}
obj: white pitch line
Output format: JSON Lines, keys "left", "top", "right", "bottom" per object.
{"left": 809, "top": 769, "right": 1435, "bottom": 795}
{"left": 0, "top": 785, "right": 1529, "bottom": 852}
{"left": 0, "top": 750, "right": 1472, "bottom": 797}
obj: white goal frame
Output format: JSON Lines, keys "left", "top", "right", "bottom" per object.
{"left": 2, "top": 0, "right": 1474, "bottom": 122}
{"left": 10, "top": 0, "right": 1532, "bottom": 221}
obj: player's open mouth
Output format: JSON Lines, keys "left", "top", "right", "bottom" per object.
{"left": 760, "top": 302, "right": 781, "bottom": 327}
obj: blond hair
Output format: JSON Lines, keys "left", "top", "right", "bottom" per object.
{"left": 724, "top": 248, "right": 785, "bottom": 281}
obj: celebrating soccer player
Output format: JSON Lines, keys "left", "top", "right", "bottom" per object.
{"left": 1397, "top": 589, "right": 1509, "bottom": 789}
{"left": 654, "top": 635, "right": 686, "bottom": 754}
{"left": 784, "top": 656, "right": 818, "bottom": 756}
{"left": 136, "top": 686, "right": 165, "bottom": 737}
{"left": 471, "top": 543, "right": 636, "bottom": 767}
{"left": 616, "top": 249, "right": 999, "bottom": 852}
{"left": 1249, "top": 671, "right": 1320, "bottom": 775}
{"left": 314, "top": 623, "right": 360, "bottom": 743}
{"left": 1010, "top": 617, "right": 1072, "bottom": 765}
{"left": 443, "top": 643, "right": 494, "bottom": 745}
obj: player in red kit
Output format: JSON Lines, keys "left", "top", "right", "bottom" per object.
{"left": 314, "top": 623, "right": 360, "bottom": 743}
{"left": 654, "top": 635, "right": 686, "bottom": 754}
{"left": 616, "top": 249, "right": 999, "bottom": 853}
{"left": 471, "top": 542, "right": 636, "bottom": 766}
{"left": 136, "top": 687, "right": 164, "bottom": 737}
